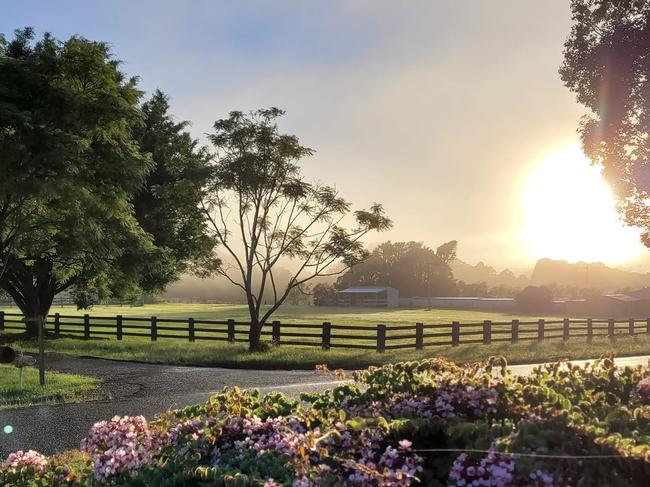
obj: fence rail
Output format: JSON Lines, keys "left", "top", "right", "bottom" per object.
{"left": 1, "top": 312, "right": 649, "bottom": 352}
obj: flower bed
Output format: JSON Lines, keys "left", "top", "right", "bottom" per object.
{"left": 2, "top": 355, "right": 650, "bottom": 486}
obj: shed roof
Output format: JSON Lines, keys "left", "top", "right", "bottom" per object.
{"left": 603, "top": 294, "right": 640, "bottom": 302}
{"left": 625, "top": 288, "right": 650, "bottom": 300}
{"left": 339, "top": 286, "right": 397, "bottom": 294}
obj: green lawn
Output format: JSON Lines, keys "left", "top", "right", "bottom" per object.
{"left": 0, "top": 365, "right": 102, "bottom": 410}
{"left": 3, "top": 303, "right": 649, "bottom": 369}
{"left": 2, "top": 302, "right": 563, "bottom": 324}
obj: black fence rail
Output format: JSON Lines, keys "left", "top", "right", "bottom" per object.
{"left": 1, "top": 312, "right": 649, "bottom": 353}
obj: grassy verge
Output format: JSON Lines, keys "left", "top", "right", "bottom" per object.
{"left": 0, "top": 365, "right": 102, "bottom": 410}
{"left": 11, "top": 333, "right": 650, "bottom": 370}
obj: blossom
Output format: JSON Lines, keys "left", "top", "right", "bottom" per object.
{"left": 5, "top": 450, "right": 48, "bottom": 474}
{"left": 636, "top": 377, "right": 650, "bottom": 404}
{"left": 80, "top": 415, "right": 158, "bottom": 481}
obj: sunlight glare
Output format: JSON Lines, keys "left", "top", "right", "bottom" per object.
{"left": 520, "top": 145, "right": 645, "bottom": 265}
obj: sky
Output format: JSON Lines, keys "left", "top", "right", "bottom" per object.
{"left": 3, "top": 0, "right": 648, "bottom": 271}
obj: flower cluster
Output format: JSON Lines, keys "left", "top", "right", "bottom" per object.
{"left": 636, "top": 377, "right": 650, "bottom": 405}
{"left": 4, "top": 450, "right": 48, "bottom": 474}
{"left": 449, "top": 452, "right": 553, "bottom": 487}
{"left": 344, "top": 439, "right": 422, "bottom": 486}
{"left": 215, "top": 415, "right": 308, "bottom": 459}
{"left": 80, "top": 415, "right": 157, "bottom": 481}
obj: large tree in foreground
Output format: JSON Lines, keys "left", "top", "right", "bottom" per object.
{"left": 0, "top": 29, "right": 211, "bottom": 334}
{"left": 561, "top": 0, "right": 650, "bottom": 244}
{"left": 203, "top": 108, "right": 391, "bottom": 350}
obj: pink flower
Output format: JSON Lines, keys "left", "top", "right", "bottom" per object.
{"left": 636, "top": 377, "right": 650, "bottom": 404}
{"left": 399, "top": 439, "right": 413, "bottom": 450}
{"left": 5, "top": 450, "right": 48, "bottom": 474}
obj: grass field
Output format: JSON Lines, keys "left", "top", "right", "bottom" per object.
{"left": 1, "top": 303, "right": 564, "bottom": 325}
{"left": 0, "top": 365, "right": 101, "bottom": 410}
{"left": 3, "top": 303, "right": 649, "bottom": 369}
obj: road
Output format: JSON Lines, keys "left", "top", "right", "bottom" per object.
{"left": 1, "top": 354, "right": 648, "bottom": 457}
{"left": 0, "top": 355, "right": 346, "bottom": 456}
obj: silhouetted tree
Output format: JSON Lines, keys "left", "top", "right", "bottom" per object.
{"left": 561, "top": 0, "right": 650, "bottom": 244}
{"left": 436, "top": 240, "right": 458, "bottom": 265}
{"left": 337, "top": 241, "right": 456, "bottom": 297}
{"left": 312, "top": 283, "right": 337, "bottom": 306}
{"left": 203, "top": 108, "right": 391, "bottom": 350}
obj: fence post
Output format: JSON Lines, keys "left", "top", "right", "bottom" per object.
{"left": 322, "top": 322, "right": 331, "bottom": 350}
{"left": 54, "top": 313, "right": 60, "bottom": 335}
{"left": 452, "top": 321, "right": 460, "bottom": 347}
{"left": 511, "top": 319, "right": 519, "bottom": 343}
{"left": 116, "top": 315, "right": 123, "bottom": 340}
{"left": 272, "top": 320, "right": 281, "bottom": 345}
{"left": 483, "top": 320, "right": 492, "bottom": 345}
{"left": 587, "top": 318, "right": 593, "bottom": 343}
{"left": 188, "top": 317, "right": 195, "bottom": 342}
{"left": 538, "top": 319, "right": 545, "bottom": 341}
{"left": 151, "top": 316, "right": 157, "bottom": 342}
{"left": 415, "top": 322, "right": 424, "bottom": 350}
{"left": 629, "top": 318, "right": 635, "bottom": 336}
{"left": 377, "top": 324, "right": 386, "bottom": 353}
{"left": 227, "top": 319, "right": 235, "bottom": 343}
{"left": 84, "top": 314, "right": 90, "bottom": 339}
{"left": 0, "top": 311, "right": 4, "bottom": 332}
{"left": 563, "top": 318, "right": 570, "bottom": 341}
{"left": 608, "top": 318, "right": 615, "bottom": 339}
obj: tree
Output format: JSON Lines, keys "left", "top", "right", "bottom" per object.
{"left": 336, "top": 241, "right": 457, "bottom": 297}
{"left": 560, "top": 1, "right": 650, "bottom": 244}
{"left": 313, "top": 283, "right": 337, "bottom": 306}
{"left": 456, "top": 281, "right": 489, "bottom": 297}
{"left": 436, "top": 240, "right": 458, "bottom": 265}
{"left": 132, "top": 90, "right": 218, "bottom": 280}
{"left": 516, "top": 286, "right": 553, "bottom": 312}
{"left": 202, "top": 108, "right": 391, "bottom": 350}
{"left": 0, "top": 29, "right": 204, "bottom": 334}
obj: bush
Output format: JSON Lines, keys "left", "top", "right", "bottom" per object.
{"left": 3, "top": 356, "right": 650, "bottom": 485}
{"left": 516, "top": 286, "right": 553, "bottom": 312}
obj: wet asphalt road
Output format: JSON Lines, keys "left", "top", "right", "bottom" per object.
{"left": 0, "top": 355, "right": 346, "bottom": 456}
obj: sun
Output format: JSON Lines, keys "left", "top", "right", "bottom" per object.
{"left": 519, "top": 145, "right": 646, "bottom": 265}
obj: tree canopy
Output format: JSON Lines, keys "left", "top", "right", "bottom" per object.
{"left": 336, "top": 241, "right": 457, "bottom": 297}
{"left": 0, "top": 29, "right": 213, "bottom": 333}
{"left": 561, "top": 0, "right": 650, "bottom": 244}
{"left": 202, "top": 108, "right": 391, "bottom": 349}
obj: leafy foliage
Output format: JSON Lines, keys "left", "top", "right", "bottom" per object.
{"left": 203, "top": 108, "right": 391, "bottom": 349}
{"left": 561, "top": 0, "right": 650, "bottom": 244}
{"left": 337, "top": 241, "right": 456, "bottom": 297}
{"left": 0, "top": 30, "right": 215, "bottom": 331}
{"left": 4, "top": 356, "right": 650, "bottom": 485}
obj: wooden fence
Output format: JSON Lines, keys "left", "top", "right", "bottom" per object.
{"left": 1, "top": 312, "right": 650, "bottom": 352}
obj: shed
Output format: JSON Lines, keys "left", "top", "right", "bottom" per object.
{"left": 564, "top": 292, "right": 650, "bottom": 318}
{"left": 337, "top": 286, "right": 399, "bottom": 308}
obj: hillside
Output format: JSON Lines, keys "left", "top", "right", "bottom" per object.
{"left": 530, "top": 258, "right": 650, "bottom": 291}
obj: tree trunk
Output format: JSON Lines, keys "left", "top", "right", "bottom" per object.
{"left": 0, "top": 257, "right": 57, "bottom": 337}
{"left": 248, "top": 319, "right": 263, "bottom": 351}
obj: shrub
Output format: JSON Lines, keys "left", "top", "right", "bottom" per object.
{"left": 516, "top": 286, "right": 553, "bottom": 312}
{"left": 3, "top": 355, "right": 650, "bottom": 485}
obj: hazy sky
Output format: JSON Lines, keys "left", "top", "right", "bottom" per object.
{"left": 4, "top": 1, "right": 647, "bottom": 270}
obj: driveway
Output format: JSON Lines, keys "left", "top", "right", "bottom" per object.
{"left": 1, "top": 354, "right": 648, "bottom": 457}
{"left": 0, "top": 355, "right": 346, "bottom": 456}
